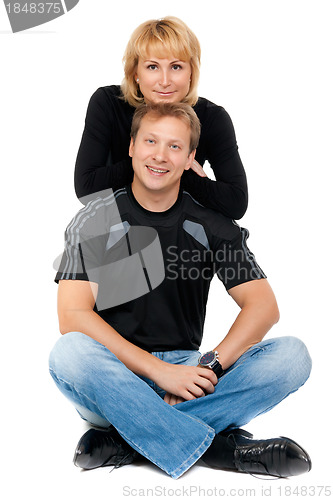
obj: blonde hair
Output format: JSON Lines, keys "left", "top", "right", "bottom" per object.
{"left": 131, "top": 102, "right": 201, "bottom": 154}
{"left": 121, "top": 17, "right": 201, "bottom": 108}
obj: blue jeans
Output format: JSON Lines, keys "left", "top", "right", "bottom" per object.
{"left": 48, "top": 333, "right": 311, "bottom": 479}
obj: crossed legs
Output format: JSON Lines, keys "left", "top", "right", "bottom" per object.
{"left": 49, "top": 332, "right": 311, "bottom": 478}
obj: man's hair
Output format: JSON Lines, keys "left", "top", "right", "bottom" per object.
{"left": 130, "top": 102, "right": 201, "bottom": 154}
{"left": 121, "top": 16, "right": 201, "bottom": 108}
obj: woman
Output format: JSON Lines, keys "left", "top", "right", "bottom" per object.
{"left": 75, "top": 17, "right": 248, "bottom": 219}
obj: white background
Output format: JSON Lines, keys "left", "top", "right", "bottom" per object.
{"left": 1, "top": 1, "right": 332, "bottom": 498}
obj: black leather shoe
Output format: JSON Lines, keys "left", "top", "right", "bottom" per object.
{"left": 219, "top": 428, "right": 253, "bottom": 439}
{"left": 231, "top": 434, "right": 312, "bottom": 477}
{"left": 73, "top": 426, "right": 140, "bottom": 470}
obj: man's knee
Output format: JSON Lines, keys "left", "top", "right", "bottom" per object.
{"left": 49, "top": 332, "right": 130, "bottom": 389}
{"left": 274, "top": 336, "right": 312, "bottom": 393}
{"left": 49, "top": 331, "right": 98, "bottom": 383}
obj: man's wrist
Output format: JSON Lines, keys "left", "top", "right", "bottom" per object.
{"left": 198, "top": 350, "right": 225, "bottom": 378}
{"left": 143, "top": 355, "right": 167, "bottom": 382}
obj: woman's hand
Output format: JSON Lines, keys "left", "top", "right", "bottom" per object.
{"left": 190, "top": 159, "right": 207, "bottom": 177}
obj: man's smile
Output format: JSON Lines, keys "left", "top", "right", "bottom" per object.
{"left": 146, "top": 165, "right": 170, "bottom": 175}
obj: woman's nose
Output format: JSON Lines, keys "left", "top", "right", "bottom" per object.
{"left": 160, "top": 69, "right": 171, "bottom": 87}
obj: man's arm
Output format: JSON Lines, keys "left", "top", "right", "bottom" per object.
{"left": 164, "top": 278, "right": 279, "bottom": 406}
{"left": 214, "top": 278, "right": 280, "bottom": 370}
{"left": 57, "top": 279, "right": 218, "bottom": 400}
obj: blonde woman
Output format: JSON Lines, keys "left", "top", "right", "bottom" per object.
{"left": 74, "top": 17, "right": 247, "bottom": 219}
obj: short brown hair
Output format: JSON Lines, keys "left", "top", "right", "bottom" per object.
{"left": 121, "top": 17, "right": 201, "bottom": 108}
{"left": 131, "top": 102, "right": 201, "bottom": 154}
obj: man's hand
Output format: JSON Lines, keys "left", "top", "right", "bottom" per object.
{"left": 164, "top": 392, "right": 185, "bottom": 406}
{"left": 154, "top": 363, "right": 217, "bottom": 402}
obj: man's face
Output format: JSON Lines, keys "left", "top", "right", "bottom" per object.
{"left": 129, "top": 113, "right": 195, "bottom": 195}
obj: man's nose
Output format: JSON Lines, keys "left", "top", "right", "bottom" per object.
{"left": 153, "top": 145, "right": 168, "bottom": 162}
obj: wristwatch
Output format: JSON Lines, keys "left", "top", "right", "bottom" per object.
{"left": 198, "top": 350, "right": 224, "bottom": 378}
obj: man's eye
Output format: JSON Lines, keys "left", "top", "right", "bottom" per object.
{"left": 146, "top": 139, "right": 155, "bottom": 144}
{"left": 170, "top": 144, "right": 180, "bottom": 150}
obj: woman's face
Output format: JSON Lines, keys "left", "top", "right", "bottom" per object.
{"left": 135, "top": 52, "right": 192, "bottom": 104}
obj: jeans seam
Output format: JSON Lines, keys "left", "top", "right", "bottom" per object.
{"left": 225, "top": 344, "right": 271, "bottom": 376}
{"left": 49, "top": 368, "right": 110, "bottom": 423}
{"left": 170, "top": 427, "right": 215, "bottom": 478}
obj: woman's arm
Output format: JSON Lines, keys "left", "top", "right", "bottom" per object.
{"left": 74, "top": 90, "right": 248, "bottom": 217}
{"left": 183, "top": 102, "right": 248, "bottom": 219}
{"left": 74, "top": 87, "right": 134, "bottom": 201}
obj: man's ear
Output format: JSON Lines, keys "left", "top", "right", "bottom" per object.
{"left": 184, "top": 150, "right": 196, "bottom": 171}
{"left": 129, "top": 137, "right": 134, "bottom": 158}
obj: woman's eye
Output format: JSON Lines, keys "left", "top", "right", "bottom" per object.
{"left": 172, "top": 64, "right": 182, "bottom": 70}
{"left": 147, "top": 64, "right": 158, "bottom": 70}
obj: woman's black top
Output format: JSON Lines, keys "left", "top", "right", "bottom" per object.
{"left": 74, "top": 85, "right": 248, "bottom": 219}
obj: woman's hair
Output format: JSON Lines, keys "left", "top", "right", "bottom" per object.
{"left": 121, "top": 17, "right": 201, "bottom": 108}
{"left": 130, "top": 102, "right": 201, "bottom": 154}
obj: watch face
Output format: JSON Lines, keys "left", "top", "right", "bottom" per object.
{"left": 200, "top": 351, "right": 216, "bottom": 365}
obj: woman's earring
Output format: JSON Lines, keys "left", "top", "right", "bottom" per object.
{"left": 136, "top": 78, "right": 139, "bottom": 83}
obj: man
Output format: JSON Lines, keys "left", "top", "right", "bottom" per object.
{"left": 49, "top": 103, "right": 312, "bottom": 479}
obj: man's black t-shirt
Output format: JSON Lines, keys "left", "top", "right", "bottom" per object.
{"left": 56, "top": 186, "right": 266, "bottom": 352}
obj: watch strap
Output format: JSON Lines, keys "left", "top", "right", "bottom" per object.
{"left": 211, "top": 359, "right": 224, "bottom": 378}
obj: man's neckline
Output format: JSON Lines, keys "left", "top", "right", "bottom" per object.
{"left": 127, "top": 184, "right": 183, "bottom": 220}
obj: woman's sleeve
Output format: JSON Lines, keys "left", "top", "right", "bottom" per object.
{"left": 182, "top": 105, "right": 248, "bottom": 219}
{"left": 74, "top": 88, "right": 133, "bottom": 201}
